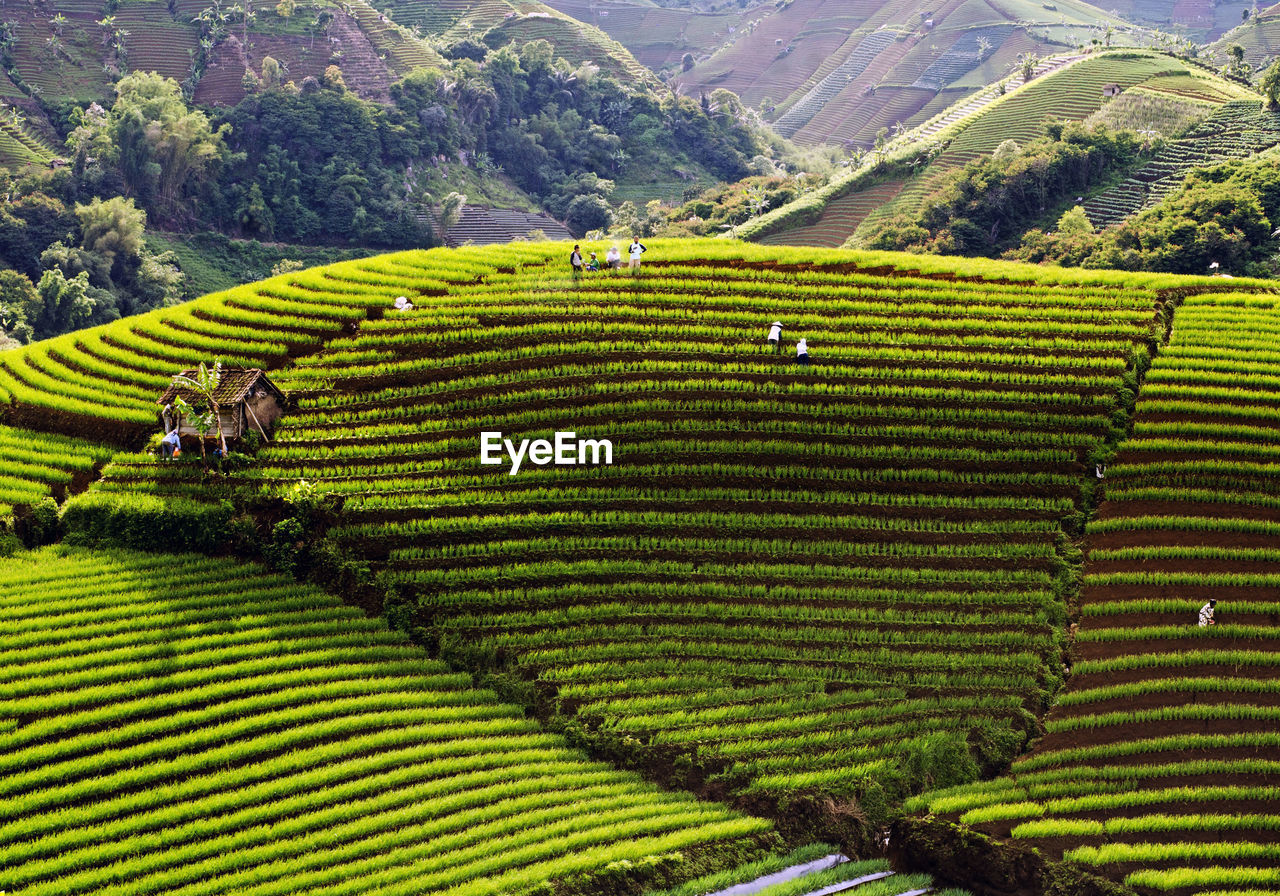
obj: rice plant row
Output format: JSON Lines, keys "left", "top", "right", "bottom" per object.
{"left": 912, "top": 290, "right": 1280, "bottom": 891}
{"left": 0, "top": 546, "right": 770, "bottom": 896}
{"left": 223, "top": 240, "right": 1234, "bottom": 807}
{"left": 0, "top": 424, "right": 113, "bottom": 515}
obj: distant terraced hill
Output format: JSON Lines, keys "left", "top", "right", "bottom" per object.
{"left": 671, "top": 0, "right": 1137, "bottom": 149}
{"left": 1107, "top": 0, "right": 1254, "bottom": 41}
{"left": 541, "top": 0, "right": 773, "bottom": 72}
{"left": 0, "top": 0, "right": 651, "bottom": 116}
{"left": 1207, "top": 2, "right": 1280, "bottom": 71}
{"left": 1084, "top": 101, "right": 1280, "bottom": 228}
{"left": 0, "top": 0, "right": 441, "bottom": 109}
{"left": 746, "top": 51, "right": 1259, "bottom": 249}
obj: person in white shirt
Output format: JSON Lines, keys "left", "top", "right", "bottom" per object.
{"left": 628, "top": 237, "right": 646, "bottom": 271}
{"left": 605, "top": 245, "right": 621, "bottom": 270}
{"left": 796, "top": 337, "right": 809, "bottom": 366}
{"left": 766, "top": 320, "right": 783, "bottom": 354}
{"left": 1198, "top": 599, "right": 1216, "bottom": 627}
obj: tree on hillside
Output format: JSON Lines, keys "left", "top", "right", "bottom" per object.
{"left": 0, "top": 269, "right": 37, "bottom": 344}
{"left": 1261, "top": 59, "right": 1280, "bottom": 110}
{"left": 1224, "top": 45, "right": 1253, "bottom": 82}
{"left": 31, "top": 268, "right": 93, "bottom": 341}
{"left": 34, "top": 197, "right": 185, "bottom": 324}
{"left": 71, "top": 72, "right": 230, "bottom": 226}
{"left": 440, "top": 192, "right": 466, "bottom": 231}
{"left": 76, "top": 196, "right": 146, "bottom": 274}
{"left": 0, "top": 187, "right": 75, "bottom": 282}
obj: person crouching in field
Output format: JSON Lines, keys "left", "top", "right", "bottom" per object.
{"left": 161, "top": 429, "right": 181, "bottom": 460}
{"left": 796, "top": 337, "right": 809, "bottom": 366}
{"left": 606, "top": 245, "right": 622, "bottom": 270}
{"left": 1199, "top": 599, "right": 1216, "bottom": 627}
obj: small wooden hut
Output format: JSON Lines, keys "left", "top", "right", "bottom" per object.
{"left": 158, "top": 368, "right": 286, "bottom": 442}
{"left": 1101, "top": 83, "right": 1123, "bottom": 99}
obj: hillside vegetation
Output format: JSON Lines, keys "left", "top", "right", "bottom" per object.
{"left": 746, "top": 51, "right": 1263, "bottom": 252}
{"left": 911, "top": 290, "right": 1280, "bottom": 896}
{"left": 5, "top": 240, "right": 1278, "bottom": 891}
{"left": 0, "top": 545, "right": 772, "bottom": 895}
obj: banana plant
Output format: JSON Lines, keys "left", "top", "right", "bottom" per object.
{"left": 173, "top": 359, "right": 226, "bottom": 462}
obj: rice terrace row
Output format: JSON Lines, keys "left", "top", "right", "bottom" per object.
{"left": 0, "top": 239, "right": 1277, "bottom": 895}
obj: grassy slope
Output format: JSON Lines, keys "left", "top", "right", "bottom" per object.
{"left": 3, "top": 241, "right": 1279, "bottom": 893}
{"left": 911, "top": 290, "right": 1280, "bottom": 896}
{"left": 0, "top": 545, "right": 770, "bottom": 896}
{"left": 146, "top": 232, "right": 376, "bottom": 298}
{"left": 743, "top": 52, "right": 1259, "bottom": 248}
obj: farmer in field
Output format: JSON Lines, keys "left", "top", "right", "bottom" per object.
{"left": 1199, "top": 599, "right": 1216, "bottom": 627}
{"left": 766, "top": 320, "right": 783, "bottom": 354}
{"left": 796, "top": 337, "right": 809, "bottom": 366}
{"left": 570, "top": 244, "right": 584, "bottom": 280}
{"left": 606, "top": 245, "right": 622, "bottom": 270}
{"left": 628, "top": 236, "right": 646, "bottom": 272}
{"left": 161, "top": 429, "right": 181, "bottom": 460}
{"left": 586, "top": 251, "right": 600, "bottom": 272}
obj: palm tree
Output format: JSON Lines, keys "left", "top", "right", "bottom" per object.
{"left": 172, "top": 360, "right": 226, "bottom": 462}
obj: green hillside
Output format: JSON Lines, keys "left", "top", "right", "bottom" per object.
{"left": 0, "top": 545, "right": 771, "bottom": 895}
{"left": 0, "top": 0, "right": 648, "bottom": 112}
{"left": 746, "top": 51, "right": 1259, "bottom": 249}
{"left": 1, "top": 240, "right": 1279, "bottom": 894}
{"left": 910, "top": 290, "right": 1280, "bottom": 896}
{"left": 1207, "top": 3, "right": 1280, "bottom": 70}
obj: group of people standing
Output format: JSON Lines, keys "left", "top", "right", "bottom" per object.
{"left": 571, "top": 238, "right": 647, "bottom": 279}
{"left": 767, "top": 320, "right": 809, "bottom": 365}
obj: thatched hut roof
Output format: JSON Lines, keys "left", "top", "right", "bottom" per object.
{"left": 157, "top": 368, "right": 284, "bottom": 407}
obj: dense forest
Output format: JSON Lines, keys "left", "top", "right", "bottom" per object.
{"left": 0, "top": 40, "right": 772, "bottom": 347}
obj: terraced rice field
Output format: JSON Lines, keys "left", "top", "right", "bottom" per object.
{"left": 199, "top": 240, "right": 1240, "bottom": 805}
{"left": 0, "top": 246, "right": 555, "bottom": 443}
{"left": 930, "top": 54, "right": 1185, "bottom": 168}
{"left": 1207, "top": 6, "right": 1280, "bottom": 69}
{"left": 0, "top": 425, "right": 112, "bottom": 513}
{"left": 0, "top": 546, "right": 771, "bottom": 896}
{"left": 1085, "top": 101, "right": 1280, "bottom": 228}
{"left": 853, "top": 53, "right": 1253, "bottom": 242}
{"left": 758, "top": 181, "right": 908, "bottom": 248}
{"left": 910, "top": 290, "right": 1280, "bottom": 895}
{"left": 0, "top": 112, "right": 57, "bottom": 168}
{"left": 344, "top": 0, "right": 446, "bottom": 76}
{"left": 9, "top": 240, "right": 1280, "bottom": 893}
